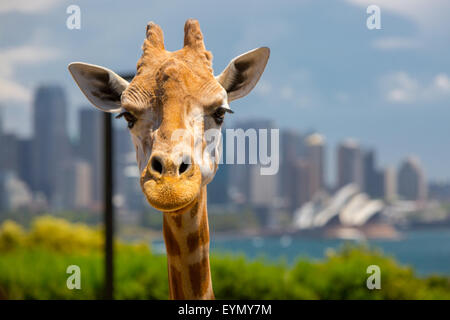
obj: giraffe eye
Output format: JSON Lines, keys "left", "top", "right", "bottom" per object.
{"left": 212, "top": 108, "right": 226, "bottom": 125}
{"left": 116, "top": 111, "right": 137, "bottom": 129}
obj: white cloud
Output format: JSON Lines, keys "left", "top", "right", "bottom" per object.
{"left": 0, "top": 45, "right": 61, "bottom": 103}
{"left": 280, "top": 86, "right": 295, "bottom": 100}
{"left": 255, "top": 80, "right": 272, "bottom": 97}
{"left": 0, "top": 45, "right": 61, "bottom": 76}
{"left": 382, "top": 71, "right": 450, "bottom": 104}
{"left": 347, "top": 0, "right": 450, "bottom": 49}
{"left": 433, "top": 74, "right": 450, "bottom": 92}
{"left": 346, "top": 0, "right": 450, "bottom": 28}
{"left": 372, "top": 37, "right": 420, "bottom": 50}
{"left": 0, "top": 78, "right": 32, "bottom": 104}
{"left": 0, "top": 0, "right": 60, "bottom": 14}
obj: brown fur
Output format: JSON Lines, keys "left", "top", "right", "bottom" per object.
{"left": 189, "top": 256, "right": 211, "bottom": 298}
{"left": 163, "top": 216, "right": 181, "bottom": 256}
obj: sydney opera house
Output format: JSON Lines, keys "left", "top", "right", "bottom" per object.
{"left": 291, "top": 184, "right": 393, "bottom": 239}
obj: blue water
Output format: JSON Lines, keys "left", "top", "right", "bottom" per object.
{"left": 209, "top": 229, "right": 450, "bottom": 276}
{"left": 152, "top": 229, "right": 450, "bottom": 276}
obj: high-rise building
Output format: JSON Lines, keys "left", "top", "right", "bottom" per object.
{"left": 17, "top": 138, "right": 33, "bottom": 190}
{"left": 292, "top": 158, "right": 311, "bottom": 209}
{"left": 305, "top": 133, "right": 325, "bottom": 198}
{"left": 279, "top": 129, "right": 305, "bottom": 210}
{"left": 227, "top": 119, "right": 277, "bottom": 205}
{"left": 63, "top": 160, "right": 93, "bottom": 209}
{"left": 337, "top": 139, "right": 363, "bottom": 190}
{"left": 397, "top": 156, "right": 427, "bottom": 202}
{"left": 384, "top": 166, "right": 397, "bottom": 202}
{"left": 32, "top": 85, "right": 70, "bottom": 208}
{"left": 363, "top": 149, "right": 384, "bottom": 199}
{"left": 79, "top": 107, "right": 103, "bottom": 206}
{"left": 0, "top": 133, "right": 19, "bottom": 174}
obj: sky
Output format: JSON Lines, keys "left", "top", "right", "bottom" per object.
{"left": 0, "top": 0, "right": 449, "bottom": 184}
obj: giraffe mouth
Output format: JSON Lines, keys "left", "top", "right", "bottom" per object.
{"left": 162, "top": 197, "right": 197, "bottom": 215}
{"left": 141, "top": 166, "right": 202, "bottom": 213}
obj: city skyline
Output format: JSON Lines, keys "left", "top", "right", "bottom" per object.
{"left": 0, "top": 83, "right": 434, "bottom": 214}
{"left": 0, "top": 1, "right": 450, "bottom": 181}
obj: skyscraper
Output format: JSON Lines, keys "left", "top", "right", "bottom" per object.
{"left": 384, "top": 166, "right": 397, "bottom": 202}
{"left": 363, "top": 149, "right": 384, "bottom": 199}
{"left": 305, "top": 133, "right": 325, "bottom": 198}
{"left": 279, "top": 129, "right": 305, "bottom": 210}
{"left": 32, "top": 86, "right": 70, "bottom": 208}
{"left": 17, "top": 138, "right": 33, "bottom": 190}
{"left": 397, "top": 156, "right": 427, "bottom": 202}
{"left": 227, "top": 119, "right": 277, "bottom": 205}
{"left": 292, "top": 158, "right": 311, "bottom": 209}
{"left": 78, "top": 107, "right": 103, "bottom": 206}
{"left": 337, "top": 139, "right": 363, "bottom": 190}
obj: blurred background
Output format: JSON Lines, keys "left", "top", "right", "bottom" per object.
{"left": 0, "top": 0, "right": 449, "bottom": 299}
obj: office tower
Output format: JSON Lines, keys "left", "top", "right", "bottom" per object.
{"left": 292, "top": 158, "right": 311, "bottom": 209}
{"left": 227, "top": 119, "right": 277, "bottom": 205}
{"left": 363, "top": 149, "right": 384, "bottom": 199}
{"left": 32, "top": 85, "right": 70, "bottom": 208}
{"left": 74, "top": 161, "right": 92, "bottom": 209}
{"left": 17, "top": 138, "right": 33, "bottom": 190}
{"left": 122, "top": 153, "right": 147, "bottom": 212}
{"left": 384, "top": 166, "right": 397, "bottom": 202}
{"left": 279, "top": 129, "right": 304, "bottom": 210}
{"left": 0, "top": 132, "right": 19, "bottom": 174}
{"left": 114, "top": 126, "right": 134, "bottom": 204}
{"left": 63, "top": 160, "right": 93, "bottom": 209}
{"left": 79, "top": 107, "right": 103, "bottom": 206}
{"left": 397, "top": 156, "right": 427, "bottom": 201}
{"left": 249, "top": 163, "right": 277, "bottom": 206}
{"left": 337, "top": 139, "right": 363, "bottom": 190}
{"left": 305, "top": 133, "right": 325, "bottom": 198}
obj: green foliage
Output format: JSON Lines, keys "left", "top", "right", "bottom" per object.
{"left": 26, "top": 215, "right": 104, "bottom": 254}
{"left": 0, "top": 217, "right": 449, "bottom": 300}
{"left": 0, "top": 220, "right": 26, "bottom": 251}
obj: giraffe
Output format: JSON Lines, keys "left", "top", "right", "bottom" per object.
{"left": 68, "top": 19, "right": 269, "bottom": 300}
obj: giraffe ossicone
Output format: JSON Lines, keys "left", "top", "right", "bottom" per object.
{"left": 68, "top": 19, "right": 269, "bottom": 300}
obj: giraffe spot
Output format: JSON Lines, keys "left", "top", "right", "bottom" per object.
{"left": 163, "top": 218, "right": 180, "bottom": 256}
{"left": 189, "top": 256, "right": 210, "bottom": 298}
{"left": 190, "top": 202, "right": 198, "bottom": 218}
{"left": 170, "top": 266, "right": 184, "bottom": 299}
{"left": 186, "top": 214, "right": 209, "bottom": 253}
{"left": 171, "top": 214, "right": 183, "bottom": 228}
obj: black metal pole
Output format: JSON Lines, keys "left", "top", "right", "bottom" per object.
{"left": 103, "top": 112, "right": 114, "bottom": 300}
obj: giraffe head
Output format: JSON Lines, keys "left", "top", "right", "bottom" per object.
{"left": 68, "top": 19, "right": 269, "bottom": 214}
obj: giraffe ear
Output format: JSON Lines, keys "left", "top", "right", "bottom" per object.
{"left": 216, "top": 47, "right": 270, "bottom": 102}
{"left": 68, "top": 62, "right": 129, "bottom": 113}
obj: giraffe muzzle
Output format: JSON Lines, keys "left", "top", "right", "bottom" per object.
{"left": 140, "top": 152, "right": 202, "bottom": 212}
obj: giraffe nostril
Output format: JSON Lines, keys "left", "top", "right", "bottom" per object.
{"left": 151, "top": 157, "right": 163, "bottom": 174}
{"left": 179, "top": 156, "right": 192, "bottom": 175}
{"left": 179, "top": 162, "right": 189, "bottom": 174}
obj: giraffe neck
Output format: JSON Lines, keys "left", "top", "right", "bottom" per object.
{"left": 162, "top": 185, "right": 214, "bottom": 300}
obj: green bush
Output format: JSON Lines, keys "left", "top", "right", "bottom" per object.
{"left": 0, "top": 217, "right": 449, "bottom": 300}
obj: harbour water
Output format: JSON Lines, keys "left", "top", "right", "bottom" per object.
{"left": 152, "top": 229, "right": 450, "bottom": 276}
